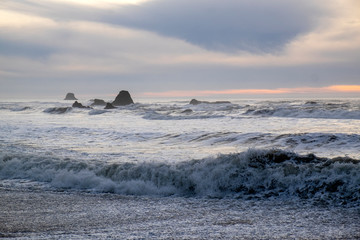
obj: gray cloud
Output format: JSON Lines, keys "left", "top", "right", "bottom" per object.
{"left": 4, "top": 0, "right": 328, "bottom": 54}
{"left": 104, "top": 0, "right": 327, "bottom": 53}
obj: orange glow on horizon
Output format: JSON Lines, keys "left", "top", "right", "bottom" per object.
{"left": 143, "top": 85, "right": 360, "bottom": 97}
{"left": 326, "top": 85, "right": 360, "bottom": 92}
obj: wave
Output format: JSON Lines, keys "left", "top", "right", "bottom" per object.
{"left": 241, "top": 133, "right": 360, "bottom": 154}
{"left": 11, "top": 106, "right": 31, "bottom": 112}
{"left": 142, "top": 110, "right": 225, "bottom": 120}
{"left": 153, "top": 132, "right": 360, "bottom": 155}
{"left": 1, "top": 149, "right": 359, "bottom": 205}
{"left": 0, "top": 104, "right": 31, "bottom": 112}
{"left": 243, "top": 100, "right": 360, "bottom": 119}
{"left": 43, "top": 107, "right": 72, "bottom": 114}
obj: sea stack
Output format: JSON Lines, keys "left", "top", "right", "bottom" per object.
{"left": 112, "top": 90, "right": 134, "bottom": 106}
{"left": 64, "top": 93, "right": 77, "bottom": 100}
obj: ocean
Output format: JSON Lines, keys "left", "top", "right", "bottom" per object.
{"left": 0, "top": 97, "right": 359, "bottom": 239}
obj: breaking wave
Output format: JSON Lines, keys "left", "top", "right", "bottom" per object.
{"left": 1, "top": 149, "right": 359, "bottom": 206}
{"left": 142, "top": 110, "right": 225, "bottom": 120}
{"left": 43, "top": 107, "right": 72, "bottom": 114}
{"left": 243, "top": 100, "right": 360, "bottom": 119}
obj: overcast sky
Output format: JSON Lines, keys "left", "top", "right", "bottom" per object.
{"left": 1, "top": 0, "right": 359, "bottom": 99}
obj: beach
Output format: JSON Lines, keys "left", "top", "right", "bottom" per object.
{"left": 1, "top": 188, "right": 360, "bottom": 239}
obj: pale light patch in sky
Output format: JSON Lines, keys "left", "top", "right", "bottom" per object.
{"left": 284, "top": 6, "right": 360, "bottom": 64}
{"left": 46, "top": 0, "right": 149, "bottom": 8}
{"left": 0, "top": 9, "right": 56, "bottom": 28}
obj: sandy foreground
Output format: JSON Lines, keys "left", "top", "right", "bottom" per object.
{"left": 1, "top": 188, "right": 360, "bottom": 239}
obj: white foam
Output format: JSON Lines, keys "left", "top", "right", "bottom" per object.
{"left": 1, "top": 149, "right": 359, "bottom": 205}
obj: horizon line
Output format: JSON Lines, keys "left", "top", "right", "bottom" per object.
{"left": 142, "top": 85, "right": 360, "bottom": 97}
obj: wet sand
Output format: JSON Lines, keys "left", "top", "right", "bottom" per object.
{"left": 1, "top": 188, "right": 360, "bottom": 239}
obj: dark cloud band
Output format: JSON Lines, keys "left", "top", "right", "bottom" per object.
{"left": 105, "top": 0, "right": 326, "bottom": 53}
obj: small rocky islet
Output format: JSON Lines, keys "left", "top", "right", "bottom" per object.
{"left": 64, "top": 93, "right": 77, "bottom": 100}
{"left": 189, "top": 99, "right": 231, "bottom": 105}
{"left": 64, "top": 90, "right": 134, "bottom": 110}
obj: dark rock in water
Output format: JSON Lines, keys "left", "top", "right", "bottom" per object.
{"left": 72, "top": 101, "right": 91, "bottom": 109}
{"left": 104, "top": 102, "right": 116, "bottom": 109}
{"left": 64, "top": 93, "right": 77, "bottom": 100}
{"left": 190, "top": 99, "right": 202, "bottom": 105}
{"left": 112, "top": 90, "right": 134, "bottom": 106}
{"left": 44, "top": 107, "right": 72, "bottom": 114}
{"left": 91, "top": 99, "right": 106, "bottom": 106}
{"left": 189, "top": 99, "right": 231, "bottom": 105}
{"left": 72, "top": 101, "right": 84, "bottom": 108}
{"left": 182, "top": 109, "right": 193, "bottom": 113}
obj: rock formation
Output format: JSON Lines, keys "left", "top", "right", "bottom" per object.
{"left": 90, "top": 99, "right": 106, "bottom": 106}
{"left": 104, "top": 102, "right": 116, "bottom": 109}
{"left": 189, "top": 99, "right": 202, "bottom": 105}
{"left": 189, "top": 99, "right": 231, "bottom": 105}
{"left": 64, "top": 93, "right": 77, "bottom": 100}
{"left": 72, "top": 101, "right": 91, "bottom": 109}
{"left": 112, "top": 90, "right": 134, "bottom": 106}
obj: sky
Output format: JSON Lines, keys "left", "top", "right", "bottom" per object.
{"left": 1, "top": 0, "right": 360, "bottom": 99}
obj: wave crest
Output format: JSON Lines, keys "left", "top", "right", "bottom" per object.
{"left": 1, "top": 149, "right": 359, "bottom": 205}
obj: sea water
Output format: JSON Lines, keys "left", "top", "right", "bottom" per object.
{"left": 0, "top": 98, "right": 359, "bottom": 239}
